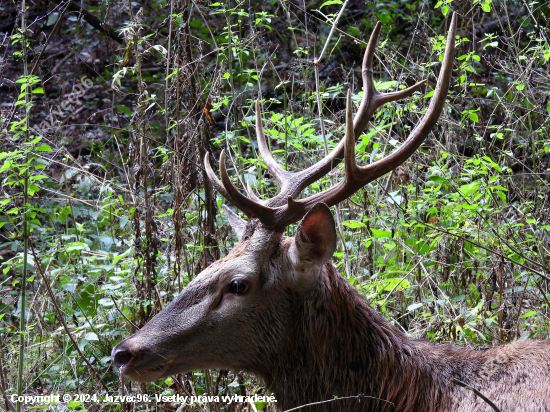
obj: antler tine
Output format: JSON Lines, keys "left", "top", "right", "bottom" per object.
{"left": 354, "top": 22, "right": 427, "bottom": 133}
{"left": 205, "top": 149, "right": 308, "bottom": 228}
{"left": 204, "top": 151, "right": 232, "bottom": 200}
{"left": 204, "top": 151, "right": 277, "bottom": 220}
{"left": 299, "top": 12, "right": 457, "bottom": 210}
{"left": 343, "top": 89, "right": 358, "bottom": 180}
{"left": 255, "top": 100, "right": 291, "bottom": 187}
{"left": 246, "top": 179, "right": 263, "bottom": 203}
{"left": 264, "top": 19, "right": 430, "bottom": 208}
{"left": 350, "top": 12, "right": 457, "bottom": 185}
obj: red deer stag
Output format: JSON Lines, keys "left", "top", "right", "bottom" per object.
{"left": 112, "top": 13, "right": 550, "bottom": 412}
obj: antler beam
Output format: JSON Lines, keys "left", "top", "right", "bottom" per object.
{"left": 206, "top": 13, "right": 457, "bottom": 230}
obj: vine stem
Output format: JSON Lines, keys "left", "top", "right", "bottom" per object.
{"left": 313, "top": 0, "right": 351, "bottom": 278}
{"left": 16, "top": 0, "right": 29, "bottom": 408}
{"left": 164, "top": 0, "right": 174, "bottom": 140}
{"left": 313, "top": 0, "right": 349, "bottom": 65}
{"left": 16, "top": 155, "right": 28, "bottom": 412}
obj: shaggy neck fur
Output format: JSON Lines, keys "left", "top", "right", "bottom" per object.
{"left": 231, "top": 225, "right": 549, "bottom": 411}
{"left": 261, "top": 263, "right": 456, "bottom": 412}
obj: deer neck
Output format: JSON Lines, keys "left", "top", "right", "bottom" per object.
{"left": 261, "top": 264, "right": 454, "bottom": 412}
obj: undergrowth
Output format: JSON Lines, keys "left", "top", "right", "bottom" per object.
{"left": 0, "top": 0, "right": 549, "bottom": 411}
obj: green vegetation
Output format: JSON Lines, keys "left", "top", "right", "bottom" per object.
{"left": 0, "top": 0, "right": 549, "bottom": 410}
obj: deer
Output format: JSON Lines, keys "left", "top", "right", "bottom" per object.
{"left": 112, "top": 13, "right": 550, "bottom": 412}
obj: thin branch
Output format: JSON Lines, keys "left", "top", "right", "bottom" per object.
{"left": 30, "top": 0, "right": 72, "bottom": 74}
{"left": 111, "top": 297, "right": 138, "bottom": 330}
{"left": 16, "top": 1, "right": 30, "bottom": 408}
{"left": 50, "top": 0, "right": 124, "bottom": 43}
{"left": 452, "top": 379, "right": 501, "bottom": 412}
{"left": 314, "top": 0, "right": 350, "bottom": 64}
{"left": 282, "top": 394, "right": 394, "bottom": 412}
{"left": 0, "top": 353, "right": 16, "bottom": 412}
{"left": 29, "top": 244, "right": 110, "bottom": 392}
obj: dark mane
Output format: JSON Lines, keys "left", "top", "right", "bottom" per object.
{"left": 260, "top": 263, "right": 550, "bottom": 411}
{"left": 261, "top": 263, "right": 449, "bottom": 411}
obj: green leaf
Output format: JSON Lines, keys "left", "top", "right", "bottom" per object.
{"left": 371, "top": 228, "right": 392, "bottom": 238}
{"left": 407, "top": 303, "right": 423, "bottom": 311}
{"left": 84, "top": 332, "right": 99, "bottom": 341}
{"left": 459, "top": 181, "right": 481, "bottom": 197}
{"left": 36, "top": 144, "right": 52, "bottom": 152}
{"left": 119, "top": 215, "right": 129, "bottom": 228}
{"left": 469, "top": 112, "right": 479, "bottom": 123}
{"left": 7, "top": 208, "right": 19, "bottom": 215}
{"left": 520, "top": 311, "right": 537, "bottom": 318}
{"left": 377, "top": 80, "right": 398, "bottom": 91}
{"left": 98, "top": 298, "right": 115, "bottom": 307}
{"left": 67, "top": 401, "right": 83, "bottom": 408}
{"left": 66, "top": 241, "right": 87, "bottom": 252}
{"left": 58, "top": 206, "right": 71, "bottom": 223}
{"left": 320, "top": 0, "right": 343, "bottom": 8}
{"left": 382, "top": 277, "right": 410, "bottom": 291}
{"left": 341, "top": 220, "right": 366, "bottom": 229}
{"left": 28, "top": 184, "right": 40, "bottom": 196}
{"left": 495, "top": 191, "right": 507, "bottom": 205}
{"left": 113, "top": 247, "right": 132, "bottom": 265}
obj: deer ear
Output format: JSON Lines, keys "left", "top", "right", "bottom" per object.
{"left": 222, "top": 204, "right": 246, "bottom": 239}
{"left": 290, "top": 203, "right": 337, "bottom": 272}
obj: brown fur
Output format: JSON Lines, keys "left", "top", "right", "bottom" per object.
{"left": 264, "top": 263, "right": 550, "bottom": 411}
{"left": 113, "top": 217, "right": 550, "bottom": 412}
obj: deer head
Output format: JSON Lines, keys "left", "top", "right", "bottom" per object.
{"left": 112, "top": 14, "right": 457, "bottom": 403}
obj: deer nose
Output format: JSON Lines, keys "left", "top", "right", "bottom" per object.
{"left": 112, "top": 345, "right": 133, "bottom": 368}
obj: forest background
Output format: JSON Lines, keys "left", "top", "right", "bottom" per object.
{"left": 0, "top": 0, "right": 549, "bottom": 411}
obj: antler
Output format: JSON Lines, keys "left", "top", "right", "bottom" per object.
{"left": 205, "top": 13, "right": 457, "bottom": 230}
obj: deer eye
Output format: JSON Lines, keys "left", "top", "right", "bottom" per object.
{"left": 230, "top": 279, "right": 248, "bottom": 295}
